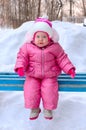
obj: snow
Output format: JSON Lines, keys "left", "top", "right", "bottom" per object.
{"left": 0, "top": 21, "right": 86, "bottom": 130}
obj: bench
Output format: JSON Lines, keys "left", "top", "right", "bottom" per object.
{"left": 0, "top": 72, "right": 86, "bottom": 92}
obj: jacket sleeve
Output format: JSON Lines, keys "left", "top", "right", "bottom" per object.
{"left": 14, "top": 43, "right": 29, "bottom": 72}
{"left": 55, "top": 43, "right": 75, "bottom": 74}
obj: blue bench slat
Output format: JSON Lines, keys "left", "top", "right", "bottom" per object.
{"left": 0, "top": 73, "right": 86, "bottom": 79}
{"left": 0, "top": 78, "right": 86, "bottom": 84}
{"left": 60, "top": 73, "right": 86, "bottom": 76}
{"left": 0, "top": 86, "right": 23, "bottom": 91}
{"left": 0, "top": 85, "right": 86, "bottom": 92}
{"left": 58, "top": 76, "right": 86, "bottom": 79}
{"left": 58, "top": 80, "right": 86, "bottom": 84}
{"left": 0, "top": 73, "right": 21, "bottom": 78}
{"left": 1, "top": 75, "right": 86, "bottom": 79}
{"left": 59, "top": 87, "right": 86, "bottom": 92}
{"left": 0, "top": 79, "right": 25, "bottom": 84}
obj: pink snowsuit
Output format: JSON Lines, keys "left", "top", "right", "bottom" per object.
{"left": 14, "top": 41, "right": 75, "bottom": 110}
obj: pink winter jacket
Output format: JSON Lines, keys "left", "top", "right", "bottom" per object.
{"left": 14, "top": 41, "right": 75, "bottom": 78}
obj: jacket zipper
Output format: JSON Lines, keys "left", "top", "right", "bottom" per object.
{"left": 41, "top": 48, "right": 44, "bottom": 78}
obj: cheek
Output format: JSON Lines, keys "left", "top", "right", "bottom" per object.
{"left": 34, "top": 38, "right": 38, "bottom": 43}
{"left": 44, "top": 41, "right": 49, "bottom": 46}
{"left": 44, "top": 38, "right": 49, "bottom": 43}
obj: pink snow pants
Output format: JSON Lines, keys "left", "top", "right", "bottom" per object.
{"left": 24, "top": 76, "right": 59, "bottom": 110}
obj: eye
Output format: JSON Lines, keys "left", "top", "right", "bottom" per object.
{"left": 36, "top": 35, "right": 40, "bottom": 38}
{"left": 43, "top": 35, "right": 47, "bottom": 38}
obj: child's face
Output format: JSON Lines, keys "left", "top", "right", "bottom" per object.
{"left": 34, "top": 32, "right": 49, "bottom": 48}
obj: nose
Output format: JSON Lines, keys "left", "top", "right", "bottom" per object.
{"left": 39, "top": 37, "right": 43, "bottom": 41}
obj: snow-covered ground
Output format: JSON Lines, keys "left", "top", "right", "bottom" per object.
{"left": 0, "top": 20, "right": 86, "bottom": 130}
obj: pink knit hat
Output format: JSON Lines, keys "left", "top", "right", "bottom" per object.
{"left": 25, "top": 15, "right": 59, "bottom": 42}
{"left": 32, "top": 16, "right": 53, "bottom": 38}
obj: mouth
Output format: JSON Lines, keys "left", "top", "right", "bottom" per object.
{"left": 39, "top": 43, "right": 43, "bottom": 44}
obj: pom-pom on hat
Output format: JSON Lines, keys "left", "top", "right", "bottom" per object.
{"left": 25, "top": 15, "right": 59, "bottom": 43}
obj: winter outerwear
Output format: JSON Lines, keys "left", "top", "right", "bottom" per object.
{"left": 14, "top": 41, "right": 75, "bottom": 110}
{"left": 15, "top": 41, "right": 75, "bottom": 78}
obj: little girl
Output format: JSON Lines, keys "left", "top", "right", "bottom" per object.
{"left": 14, "top": 16, "right": 75, "bottom": 120}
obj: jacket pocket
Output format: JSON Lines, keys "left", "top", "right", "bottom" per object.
{"left": 51, "top": 66, "right": 58, "bottom": 71}
{"left": 51, "top": 66, "right": 61, "bottom": 76}
{"left": 29, "top": 66, "right": 34, "bottom": 72}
